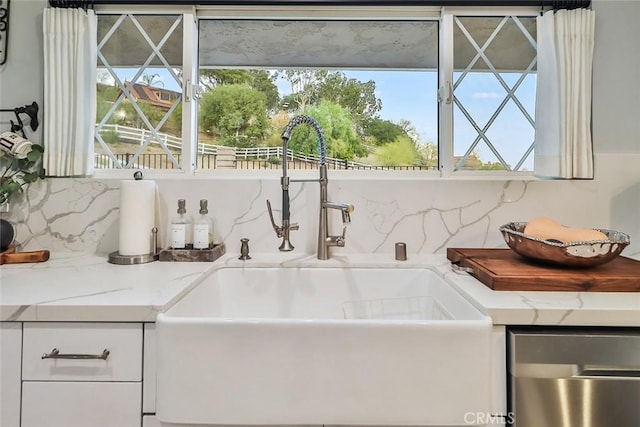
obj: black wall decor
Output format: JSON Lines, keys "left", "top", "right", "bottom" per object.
{"left": 0, "top": 0, "right": 9, "bottom": 66}
{"left": 0, "top": 102, "right": 40, "bottom": 138}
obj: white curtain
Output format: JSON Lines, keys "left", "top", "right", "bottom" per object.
{"left": 534, "top": 8, "right": 595, "bottom": 179}
{"left": 43, "top": 7, "right": 97, "bottom": 177}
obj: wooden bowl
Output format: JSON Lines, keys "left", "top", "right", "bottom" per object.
{"left": 499, "top": 222, "right": 630, "bottom": 267}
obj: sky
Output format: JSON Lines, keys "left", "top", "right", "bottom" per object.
{"left": 108, "top": 66, "right": 536, "bottom": 171}
{"left": 274, "top": 69, "right": 535, "bottom": 171}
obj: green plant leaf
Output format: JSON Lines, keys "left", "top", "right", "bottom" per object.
{"left": 9, "top": 158, "right": 24, "bottom": 171}
{"left": 0, "top": 179, "right": 22, "bottom": 194}
{"left": 22, "top": 172, "right": 40, "bottom": 183}
{"left": 0, "top": 143, "right": 45, "bottom": 204}
{"left": 27, "top": 145, "right": 44, "bottom": 162}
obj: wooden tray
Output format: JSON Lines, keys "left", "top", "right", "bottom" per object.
{"left": 447, "top": 248, "right": 640, "bottom": 292}
{"left": 159, "top": 243, "right": 226, "bottom": 262}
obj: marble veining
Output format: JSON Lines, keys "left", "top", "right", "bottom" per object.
{"left": 4, "top": 288, "right": 128, "bottom": 321}
{"left": 0, "top": 252, "right": 214, "bottom": 321}
{"left": 519, "top": 295, "right": 540, "bottom": 324}
{"left": 438, "top": 265, "right": 640, "bottom": 327}
{"left": 6, "top": 178, "right": 120, "bottom": 253}
{"left": 0, "top": 154, "right": 637, "bottom": 260}
{"left": 1, "top": 252, "right": 638, "bottom": 325}
{"left": 556, "top": 292, "right": 585, "bottom": 323}
{"left": 220, "top": 180, "right": 266, "bottom": 243}
{"left": 365, "top": 180, "right": 529, "bottom": 254}
{"left": 5, "top": 305, "right": 30, "bottom": 322}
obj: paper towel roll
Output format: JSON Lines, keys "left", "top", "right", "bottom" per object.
{"left": 118, "top": 179, "right": 157, "bottom": 256}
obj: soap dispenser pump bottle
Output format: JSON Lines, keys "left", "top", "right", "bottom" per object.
{"left": 170, "top": 199, "right": 192, "bottom": 249}
{"left": 193, "top": 199, "right": 214, "bottom": 250}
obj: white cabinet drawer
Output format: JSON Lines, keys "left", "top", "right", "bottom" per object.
{"left": 22, "top": 322, "right": 142, "bottom": 381}
{"left": 1, "top": 323, "right": 22, "bottom": 427}
{"left": 22, "top": 381, "right": 141, "bottom": 427}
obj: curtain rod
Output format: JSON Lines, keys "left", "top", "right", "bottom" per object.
{"left": 49, "top": 0, "right": 591, "bottom": 9}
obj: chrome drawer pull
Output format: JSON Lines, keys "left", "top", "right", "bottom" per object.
{"left": 41, "top": 348, "right": 110, "bottom": 360}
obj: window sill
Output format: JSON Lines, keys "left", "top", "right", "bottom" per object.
{"left": 91, "top": 168, "right": 541, "bottom": 182}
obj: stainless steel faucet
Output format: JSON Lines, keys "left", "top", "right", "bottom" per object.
{"left": 267, "top": 115, "right": 354, "bottom": 260}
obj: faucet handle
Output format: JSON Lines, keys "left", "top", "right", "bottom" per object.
{"left": 328, "top": 236, "right": 346, "bottom": 247}
{"left": 266, "top": 200, "right": 283, "bottom": 237}
{"left": 330, "top": 226, "right": 347, "bottom": 247}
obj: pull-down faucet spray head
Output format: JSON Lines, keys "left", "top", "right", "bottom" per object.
{"left": 268, "top": 115, "right": 353, "bottom": 259}
{"left": 342, "top": 206, "right": 353, "bottom": 224}
{"left": 323, "top": 202, "right": 354, "bottom": 224}
{"left": 267, "top": 115, "right": 327, "bottom": 252}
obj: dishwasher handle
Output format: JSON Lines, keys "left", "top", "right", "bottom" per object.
{"left": 577, "top": 368, "right": 640, "bottom": 378}
{"left": 509, "top": 330, "right": 640, "bottom": 368}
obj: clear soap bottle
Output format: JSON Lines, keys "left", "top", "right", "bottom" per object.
{"left": 170, "top": 199, "right": 192, "bottom": 249}
{"left": 193, "top": 199, "right": 214, "bottom": 250}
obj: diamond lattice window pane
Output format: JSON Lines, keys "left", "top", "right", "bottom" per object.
{"left": 454, "top": 71, "right": 507, "bottom": 129}
{"left": 453, "top": 15, "right": 537, "bottom": 172}
{"left": 485, "top": 99, "right": 534, "bottom": 169}
{"left": 95, "top": 14, "right": 184, "bottom": 170}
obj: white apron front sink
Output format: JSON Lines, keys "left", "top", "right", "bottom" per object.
{"left": 156, "top": 266, "right": 492, "bottom": 426}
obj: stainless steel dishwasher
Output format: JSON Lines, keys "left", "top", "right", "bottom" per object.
{"left": 508, "top": 328, "right": 640, "bottom": 427}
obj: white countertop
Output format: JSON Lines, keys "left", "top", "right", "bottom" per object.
{"left": 0, "top": 252, "right": 212, "bottom": 322}
{"left": 436, "top": 264, "right": 640, "bottom": 327}
{"left": 1, "top": 252, "right": 639, "bottom": 326}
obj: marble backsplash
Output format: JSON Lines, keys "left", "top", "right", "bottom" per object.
{"left": 3, "top": 154, "right": 639, "bottom": 259}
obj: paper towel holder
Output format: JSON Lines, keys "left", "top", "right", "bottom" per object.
{"left": 108, "top": 227, "right": 159, "bottom": 265}
{"left": 109, "top": 171, "right": 158, "bottom": 265}
{"left": 109, "top": 227, "right": 160, "bottom": 265}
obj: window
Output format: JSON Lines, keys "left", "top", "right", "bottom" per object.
{"left": 451, "top": 15, "right": 537, "bottom": 172}
{"left": 197, "top": 16, "right": 439, "bottom": 171}
{"left": 95, "top": 13, "right": 185, "bottom": 170}
{"left": 94, "top": 6, "right": 537, "bottom": 174}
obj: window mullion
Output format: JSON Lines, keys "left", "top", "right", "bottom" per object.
{"left": 439, "top": 9, "right": 454, "bottom": 177}
{"left": 181, "top": 11, "right": 198, "bottom": 174}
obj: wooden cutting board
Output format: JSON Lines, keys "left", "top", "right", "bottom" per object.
{"left": 0, "top": 246, "right": 50, "bottom": 265}
{"left": 447, "top": 248, "right": 640, "bottom": 292}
